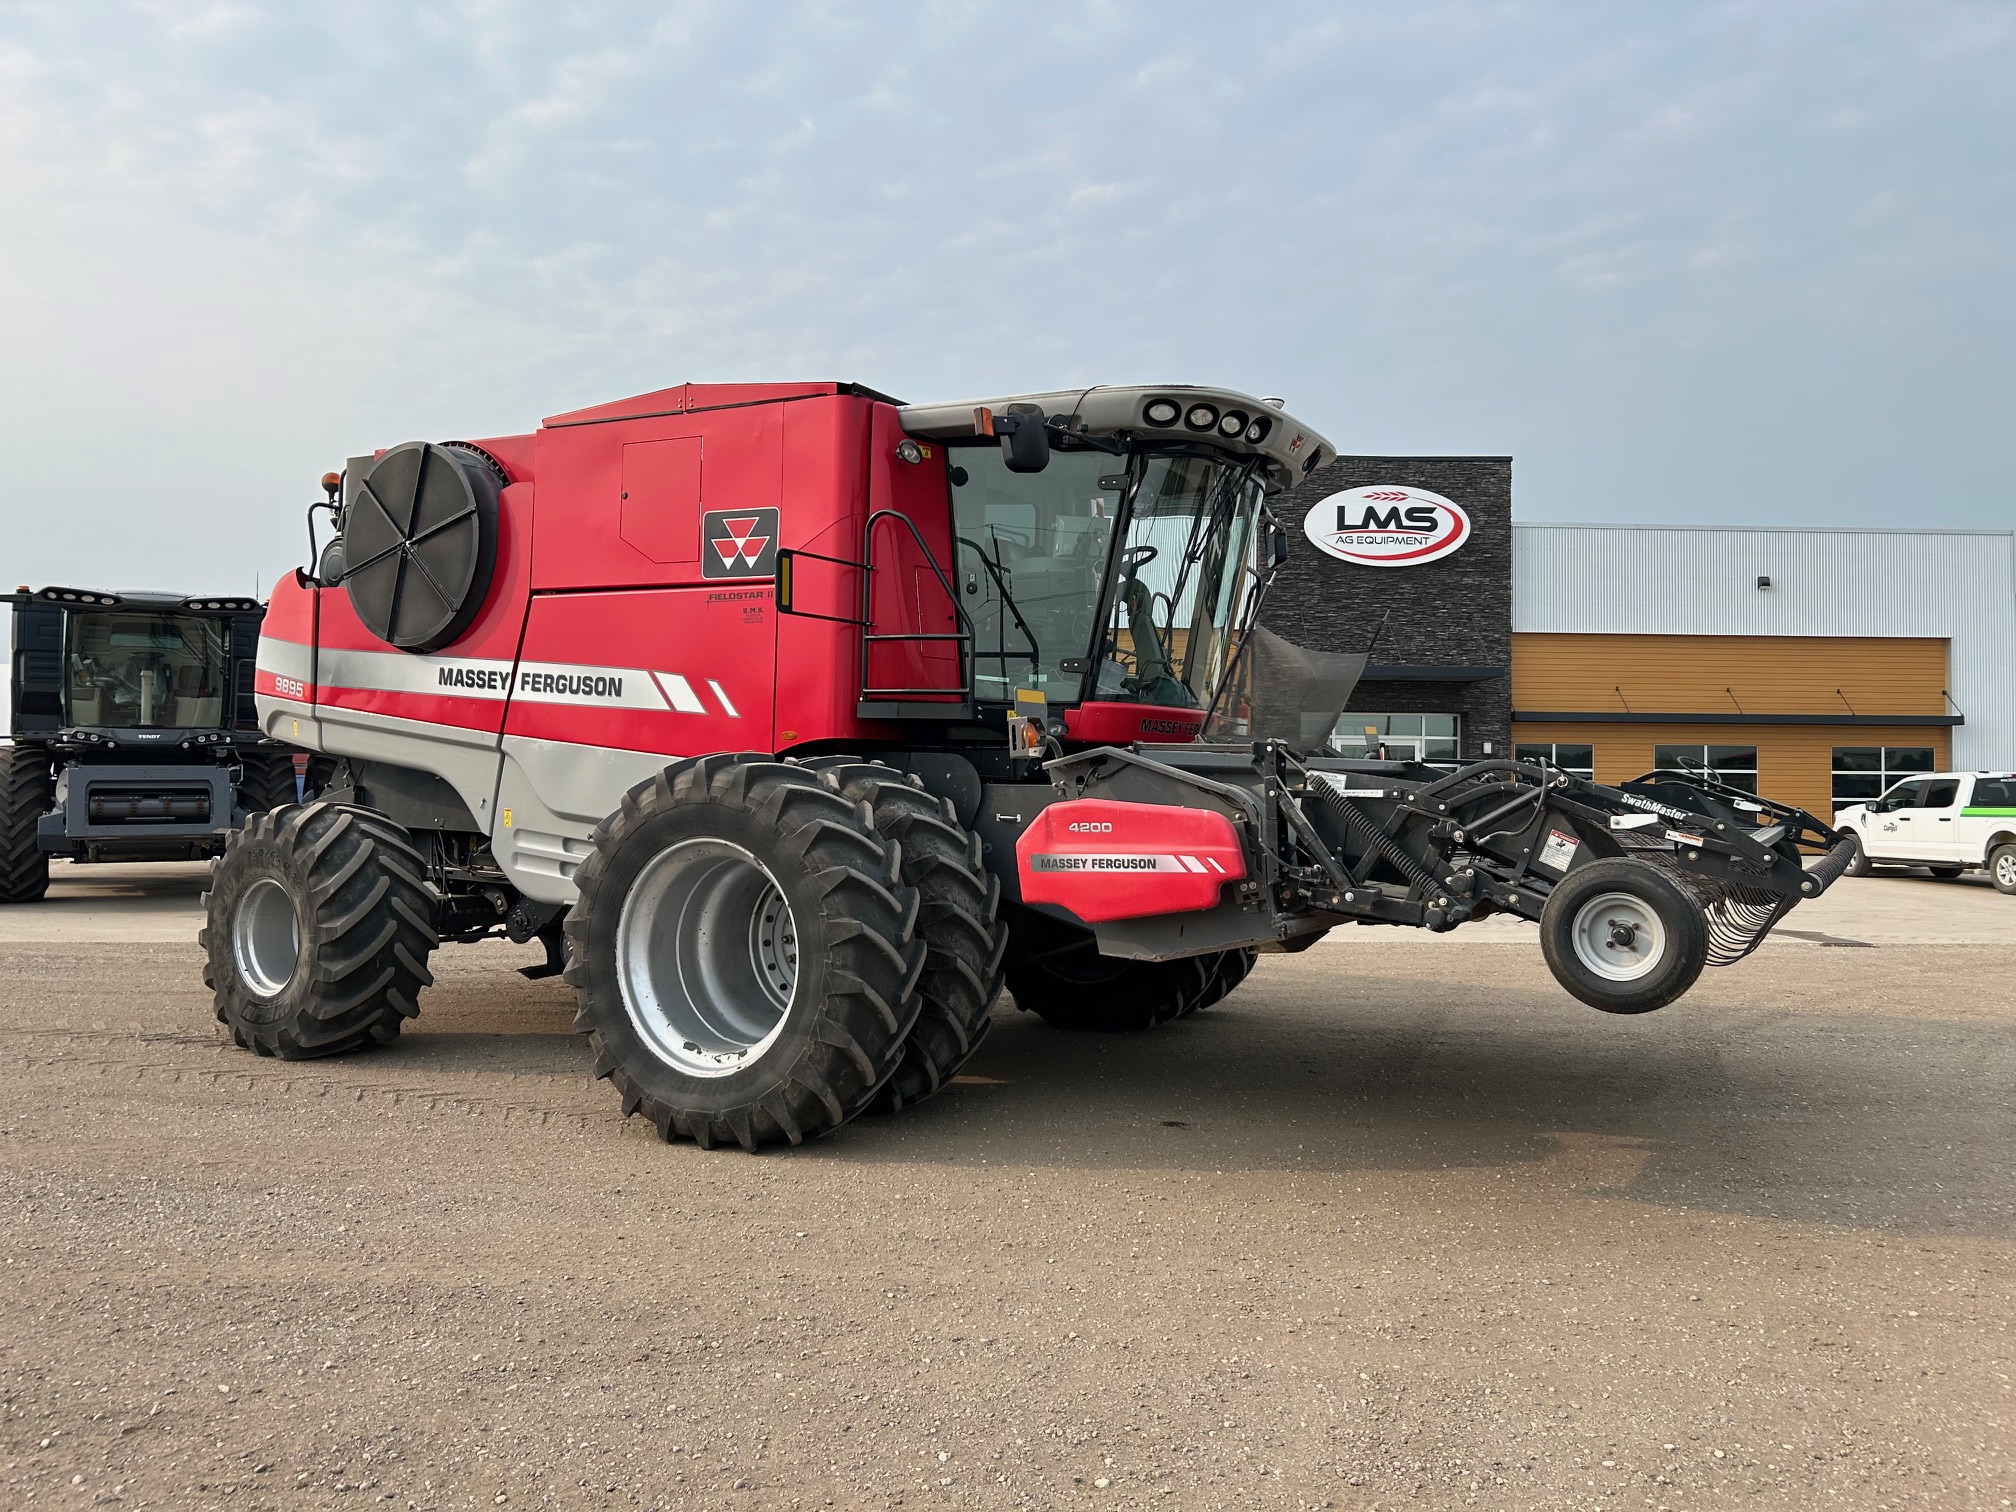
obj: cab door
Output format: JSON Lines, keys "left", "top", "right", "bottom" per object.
{"left": 1869, "top": 778, "right": 1925, "bottom": 860}
{"left": 1914, "top": 776, "right": 1965, "bottom": 863}
{"left": 1957, "top": 776, "right": 2016, "bottom": 866}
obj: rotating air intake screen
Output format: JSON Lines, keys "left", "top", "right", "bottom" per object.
{"left": 343, "top": 441, "right": 502, "bottom": 653}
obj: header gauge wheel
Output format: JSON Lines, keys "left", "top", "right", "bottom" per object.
{"left": 1539, "top": 858, "right": 1707, "bottom": 1015}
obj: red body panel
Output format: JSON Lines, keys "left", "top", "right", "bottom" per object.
{"left": 256, "top": 382, "right": 1213, "bottom": 776}
{"left": 504, "top": 587, "right": 771, "bottom": 755}
{"left": 1016, "top": 799, "right": 1246, "bottom": 923}
{"left": 1063, "top": 702, "right": 1209, "bottom": 745}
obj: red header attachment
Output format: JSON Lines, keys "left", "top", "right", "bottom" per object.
{"left": 1017, "top": 799, "right": 1247, "bottom": 924}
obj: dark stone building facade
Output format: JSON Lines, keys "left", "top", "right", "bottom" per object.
{"left": 1261, "top": 456, "right": 1512, "bottom": 761}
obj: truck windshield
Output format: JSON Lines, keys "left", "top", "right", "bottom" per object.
{"left": 946, "top": 443, "right": 1264, "bottom": 711}
{"left": 65, "top": 612, "right": 230, "bottom": 729}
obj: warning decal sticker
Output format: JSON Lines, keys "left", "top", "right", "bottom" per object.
{"left": 1537, "top": 829, "right": 1580, "bottom": 873}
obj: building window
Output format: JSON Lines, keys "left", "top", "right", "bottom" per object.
{"left": 1653, "top": 743, "right": 1759, "bottom": 794}
{"left": 1515, "top": 743, "right": 1594, "bottom": 779}
{"left": 1331, "top": 713, "right": 1460, "bottom": 764}
{"left": 1830, "top": 746, "right": 1936, "bottom": 804}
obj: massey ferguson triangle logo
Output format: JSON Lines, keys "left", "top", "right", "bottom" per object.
{"left": 702, "top": 507, "right": 779, "bottom": 579}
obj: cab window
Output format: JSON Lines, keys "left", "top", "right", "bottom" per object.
{"left": 1919, "top": 779, "right": 1960, "bottom": 809}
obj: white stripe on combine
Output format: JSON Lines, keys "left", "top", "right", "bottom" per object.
{"left": 649, "top": 671, "right": 707, "bottom": 715}
{"left": 1178, "top": 855, "right": 1207, "bottom": 873}
{"left": 706, "top": 679, "right": 740, "bottom": 718}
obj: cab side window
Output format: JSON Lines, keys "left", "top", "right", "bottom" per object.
{"left": 1969, "top": 778, "right": 2014, "bottom": 808}
{"left": 1919, "top": 779, "right": 1961, "bottom": 809}
{"left": 1879, "top": 780, "right": 1924, "bottom": 810}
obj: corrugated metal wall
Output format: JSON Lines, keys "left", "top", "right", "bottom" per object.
{"left": 1512, "top": 526, "right": 2016, "bottom": 769}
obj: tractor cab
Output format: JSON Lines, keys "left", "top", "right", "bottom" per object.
{"left": 888, "top": 386, "right": 1331, "bottom": 749}
{"left": 1, "top": 588, "right": 298, "bottom": 891}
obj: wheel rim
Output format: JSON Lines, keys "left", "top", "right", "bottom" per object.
{"left": 1996, "top": 853, "right": 2016, "bottom": 888}
{"left": 232, "top": 877, "right": 301, "bottom": 999}
{"left": 1569, "top": 891, "right": 1667, "bottom": 982}
{"left": 616, "top": 839, "right": 798, "bottom": 1078}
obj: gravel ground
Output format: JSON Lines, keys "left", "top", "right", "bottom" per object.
{"left": 0, "top": 923, "right": 2011, "bottom": 1511}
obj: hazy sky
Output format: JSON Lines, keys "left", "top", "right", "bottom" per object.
{"left": 1, "top": 1, "right": 2011, "bottom": 603}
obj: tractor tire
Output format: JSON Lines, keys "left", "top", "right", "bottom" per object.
{"left": 564, "top": 753, "right": 926, "bottom": 1151}
{"left": 1989, "top": 843, "right": 2016, "bottom": 896}
{"left": 803, "top": 761, "right": 1007, "bottom": 1112}
{"left": 202, "top": 803, "right": 438, "bottom": 1057}
{"left": 1008, "top": 943, "right": 1214, "bottom": 1032}
{"left": 1539, "top": 858, "right": 1709, "bottom": 1015}
{"left": 0, "top": 746, "right": 55, "bottom": 904}
{"left": 235, "top": 751, "right": 300, "bottom": 814}
{"left": 1843, "top": 832, "right": 1872, "bottom": 877}
{"left": 1187, "top": 947, "right": 1258, "bottom": 1015}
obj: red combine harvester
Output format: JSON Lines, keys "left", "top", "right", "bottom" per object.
{"left": 204, "top": 381, "right": 1855, "bottom": 1149}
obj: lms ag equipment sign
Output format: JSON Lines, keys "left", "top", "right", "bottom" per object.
{"left": 1303, "top": 486, "right": 1471, "bottom": 568}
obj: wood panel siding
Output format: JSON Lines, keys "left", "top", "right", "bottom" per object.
{"left": 1510, "top": 721, "right": 1949, "bottom": 823}
{"left": 1512, "top": 634, "right": 1949, "bottom": 719}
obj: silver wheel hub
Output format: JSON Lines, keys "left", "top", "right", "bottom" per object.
{"left": 616, "top": 838, "right": 798, "bottom": 1078}
{"left": 1997, "top": 854, "right": 2016, "bottom": 887}
{"left": 1569, "top": 891, "right": 1667, "bottom": 982}
{"left": 232, "top": 876, "right": 301, "bottom": 999}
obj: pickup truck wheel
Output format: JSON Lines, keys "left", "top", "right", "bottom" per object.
{"left": 202, "top": 803, "right": 438, "bottom": 1056}
{"left": 1539, "top": 859, "right": 1708, "bottom": 1015}
{"left": 1989, "top": 844, "right": 2016, "bottom": 895}
{"left": 565, "top": 754, "right": 925, "bottom": 1150}
{"left": 0, "top": 746, "right": 54, "bottom": 904}
{"left": 1843, "top": 832, "right": 1872, "bottom": 877}
{"left": 804, "top": 761, "right": 1007, "bottom": 1115}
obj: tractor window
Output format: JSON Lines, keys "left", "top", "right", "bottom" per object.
{"left": 64, "top": 612, "right": 231, "bottom": 730}
{"left": 1097, "top": 456, "right": 1264, "bottom": 710}
{"left": 947, "top": 447, "right": 1121, "bottom": 702}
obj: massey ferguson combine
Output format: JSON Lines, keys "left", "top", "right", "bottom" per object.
{"left": 204, "top": 381, "right": 1855, "bottom": 1149}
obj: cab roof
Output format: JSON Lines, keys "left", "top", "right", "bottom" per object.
{"left": 897, "top": 385, "right": 1335, "bottom": 493}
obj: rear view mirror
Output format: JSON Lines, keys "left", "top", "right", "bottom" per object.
{"left": 1268, "top": 524, "right": 1291, "bottom": 569}
{"left": 995, "top": 403, "right": 1050, "bottom": 474}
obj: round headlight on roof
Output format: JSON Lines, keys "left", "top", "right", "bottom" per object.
{"left": 1143, "top": 398, "right": 1181, "bottom": 427}
{"left": 1217, "top": 409, "right": 1248, "bottom": 438}
{"left": 1244, "top": 415, "right": 1272, "bottom": 444}
{"left": 1184, "top": 403, "right": 1219, "bottom": 432}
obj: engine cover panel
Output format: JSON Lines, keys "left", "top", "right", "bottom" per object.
{"left": 1016, "top": 798, "right": 1246, "bottom": 923}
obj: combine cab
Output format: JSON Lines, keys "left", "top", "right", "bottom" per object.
{"left": 2, "top": 588, "right": 306, "bottom": 902}
{"left": 201, "top": 381, "right": 1854, "bottom": 1147}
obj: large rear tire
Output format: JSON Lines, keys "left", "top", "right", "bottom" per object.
{"left": 564, "top": 754, "right": 926, "bottom": 1150}
{"left": 805, "top": 761, "right": 1007, "bottom": 1113}
{"left": 1539, "top": 858, "right": 1709, "bottom": 1015}
{"left": 234, "top": 751, "right": 299, "bottom": 815}
{"left": 202, "top": 803, "right": 438, "bottom": 1056}
{"left": 0, "top": 747, "right": 54, "bottom": 904}
{"left": 1187, "top": 947, "right": 1258, "bottom": 1015}
{"left": 1008, "top": 938, "right": 1214, "bottom": 1032}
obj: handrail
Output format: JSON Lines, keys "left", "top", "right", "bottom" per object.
{"left": 860, "top": 509, "right": 973, "bottom": 703}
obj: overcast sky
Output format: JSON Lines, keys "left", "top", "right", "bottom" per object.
{"left": 1, "top": 0, "right": 2011, "bottom": 605}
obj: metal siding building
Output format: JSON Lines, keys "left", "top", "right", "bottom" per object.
{"left": 1512, "top": 525, "right": 2016, "bottom": 785}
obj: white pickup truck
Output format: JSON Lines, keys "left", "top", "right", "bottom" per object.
{"left": 1834, "top": 772, "right": 2016, "bottom": 893}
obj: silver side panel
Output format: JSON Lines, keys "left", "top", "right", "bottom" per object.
{"left": 281, "top": 702, "right": 505, "bottom": 836}
{"left": 494, "top": 735, "right": 673, "bottom": 903}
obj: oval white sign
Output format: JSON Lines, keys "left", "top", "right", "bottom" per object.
{"left": 1303, "top": 486, "right": 1471, "bottom": 568}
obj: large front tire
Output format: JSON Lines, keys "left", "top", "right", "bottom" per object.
{"left": 202, "top": 803, "right": 438, "bottom": 1056}
{"left": 564, "top": 754, "right": 925, "bottom": 1151}
{"left": 805, "top": 762, "right": 1007, "bottom": 1114}
{"left": 0, "top": 746, "right": 54, "bottom": 904}
{"left": 1539, "top": 858, "right": 1709, "bottom": 1015}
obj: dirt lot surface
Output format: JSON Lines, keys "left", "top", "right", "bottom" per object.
{"left": 1, "top": 866, "right": 2011, "bottom": 1510}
